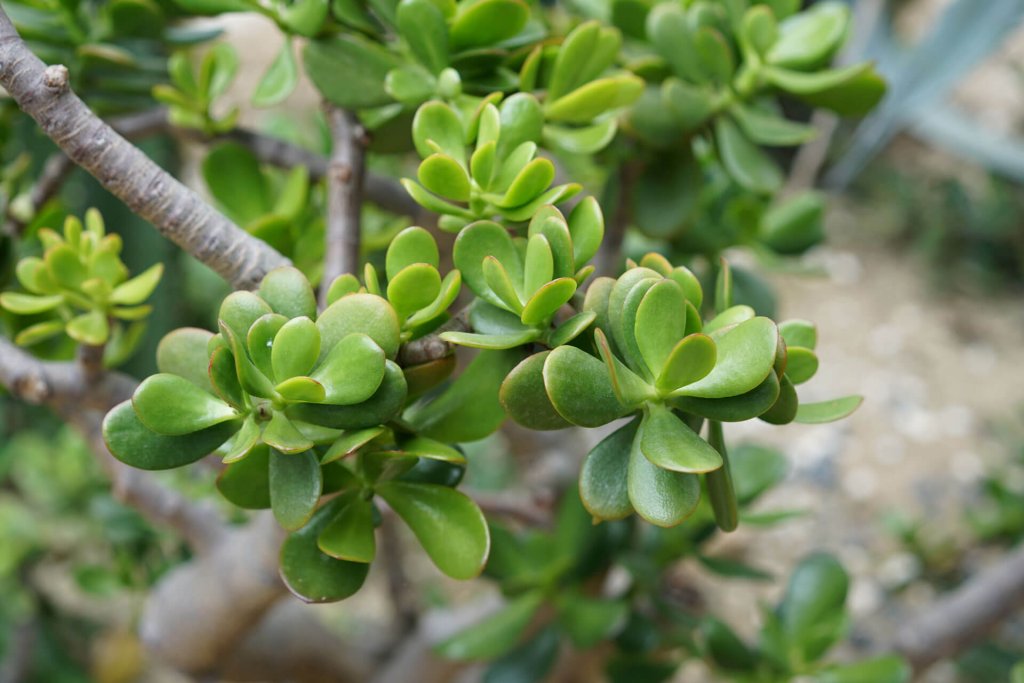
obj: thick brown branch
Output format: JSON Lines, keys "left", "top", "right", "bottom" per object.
{"left": 0, "top": 10, "right": 288, "bottom": 290}
{"left": 321, "top": 106, "right": 367, "bottom": 302}
{"left": 895, "top": 542, "right": 1024, "bottom": 673}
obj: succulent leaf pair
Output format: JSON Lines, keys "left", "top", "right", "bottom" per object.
{"left": 0, "top": 209, "right": 162, "bottom": 361}
{"left": 326, "top": 226, "right": 461, "bottom": 341}
{"left": 442, "top": 201, "right": 603, "bottom": 350}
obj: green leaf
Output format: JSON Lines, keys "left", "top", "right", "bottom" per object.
{"left": 499, "top": 158, "right": 555, "bottom": 209}
{"left": 628, "top": 425, "right": 701, "bottom": 527}
{"left": 387, "top": 227, "right": 439, "bottom": 280}
{"left": 14, "top": 321, "right": 65, "bottom": 346}
{"left": 568, "top": 196, "right": 604, "bottom": 269}
{"left": 288, "top": 360, "right": 407, "bottom": 429}
{"left": 673, "top": 372, "right": 781, "bottom": 422}
{"left": 778, "top": 319, "right": 817, "bottom": 350}
{"left": 109, "top": 263, "right": 163, "bottom": 304}
{"left": 784, "top": 66, "right": 886, "bottom": 116}
{"left": 133, "top": 373, "right": 237, "bottom": 435}
{"left": 640, "top": 404, "right": 722, "bottom": 473}
{"left": 206, "top": 346, "right": 243, "bottom": 408}
{"left": 449, "top": 0, "right": 529, "bottom": 50}
{"left": 731, "top": 103, "right": 817, "bottom": 146}
{"left": 579, "top": 418, "right": 637, "bottom": 521}
{"left": 542, "top": 120, "right": 618, "bottom": 155}
{"left": 388, "top": 263, "right": 443, "bottom": 319}
{"left": 218, "top": 414, "right": 261, "bottom": 463}
{"left": 200, "top": 43, "right": 238, "bottom": 100}
{"left": 247, "top": 313, "right": 287, "bottom": 379}
{"left": 768, "top": 1, "right": 849, "bottom": 68}
{"left": 634, "top": 279, "right": 686, "bottom": 376}
{"left": 703, "top": 305, "right": 755, "bottom": 335}
{"left": 559, "top": 596, "right": 628, "bottom": 648}
{"left": 548, "top": 20, "right": 601, "bottom": 100}
{"left": 405, "top": 349, "right": 523, "bottom": 442}
{"left": 673, "top": 317, "right": 777, "bottom": 399}
{"left": 795, "top": 396, "right": 862, "bottom": 424}
{"left": 103, "top": 400, "right": 238, "bottom": 470}
{"left": 703, "top": 618, "right": 758, "bottom": 672}
{"left": 317, "top": 293, "right": 401, "bottom": 359}
{"left": 0, "top": 292, "right": 64, "bottom": 314}
{"left": 435, "top": 590, "right": 544, "bottom": 660}
{"left": 714, "top": 117, "right": 783, "bottom": 194}
{"left": 263, "top": 411, "right": 316, "bottom": 454}
{"left": 522, "top": 233, "right": 554, "bottom": 298}
{"left": 269, "top": 448, "right": 322, "bottom": 530}
{"left": 453, "top": 221, "right": 523, "bottom": 308}
{"left": 500, "top": 351, "right": 572, "bottom": 431}
{"left": 740, "top": 5, "right": 778, "bottom": 58}
{"left": 520, "top": 277, "right": 575, "bottom": 326}
{"left": 663, "top": 78, "right": 716, "bottom": 132}
{"left": 419, "top": 153, "right": 472, "bottom": 201}
{"left": 202, "top": 142, "right": 270, "bottom": 225}
{"left": 760, "top": 374, "right": 798, "bottom": 425}
{"left": 764, "top": 62, "right": 868, "bottom": 95}
{"left": 303, "top": 35, "right": 400, "bottom": 109}
{"left": 441, "top": 330, "right": 540, "bottom": 350}
{"left": 305, "top": 331, "right": 385, "bottom": 405}
{"left": 543, "top": 345, "right": 629, "bottom": 427}
{"left": 321, "top": 426, "right": 386, "bottom": 464}
{"left": 217, "top": 444, "right": 271, "bottom": 508}
{"left": 275, "top": 376, "right": 327, "bottom": 403}
{"left": 253, "top": 38, "right": 297, "bottom": 107}
{"left": 594, "top": 328, "right": 655, "bottom": 407}
{"left": 545, "top": 75, "right": 644, "bottom": 124}
{"left": 657, "top": 334, "right": 716, "bottom": 393}
{"left": 156, "top": 329, "right": 214, "bottom": 392}
{"left": 647, "top": 4, "right": 702, "bottom": 82}
{"left": 280, "top": 497, "right": 370, "bottom": 602}
{"left": 776, "top": 553, "right": 849, "bottom": 660}
{"left": 785, "top": 346, "right": 818, "bottom": 384}
{"left": 272, "top": 316, "right": 320, "bottom": 381}
{"left": 258, "top": 266, "right": 317, "bottom": 320}
{"left": 318, "top": 495, "right": 376, "bottom": 562}
{"left": 815, "top": 656, "right": 911, "bottom": 683}
{"left": 280, "top": 0, "right": 329, "bottom": 35}
{"left": 398, "top": 0, "right": 448, "bottom": 74}
{"left": 695, "top": 27, "right": 734, "bottom": 84}
{"left": 412, "top": 100, "right": 465, "bottom": 162}
{"left": 66, "top": 311, "right": 109, "bottom": 345}
{"left": 170, "top": 0, "right": 251, "bottom": 13}
{"left": 762, "top": 191, "right": 825, "bottom": 254}
{"left": 483, "top": 625, "right": 560, "bottom": 683}
{"left": 548, "top": 309, "right": 596, "bottom": 347}
{"left": 498, "top": 93, "right": 544, "bottom": 159}
{"left": 376, "top": 481, "right": 489, "bottom": 579}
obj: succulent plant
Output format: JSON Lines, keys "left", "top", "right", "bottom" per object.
{"left": 102, "top": 266, "right": 489, "bottom": 601}
{"left": 0, "top": 209, "right": 162, "bottom": 362}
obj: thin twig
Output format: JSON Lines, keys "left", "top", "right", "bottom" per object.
{"left": 895, "top": 541, "right": 1024, "bottom": 673}
{"left": 321, "top": 106, "right": 367, "bottom": 304}
{"left": 0, "top": 9, "right": 288, "bottom": 290}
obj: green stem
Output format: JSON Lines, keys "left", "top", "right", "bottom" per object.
{"left": 705, "top": 420, "right": 738, "bottom": 532}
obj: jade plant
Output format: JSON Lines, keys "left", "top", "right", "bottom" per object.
{"left": 0, "top": 209, "right": 162, "bottom": 363}
{"left": 0, "top": 0, "right": 911, "bottom": 680}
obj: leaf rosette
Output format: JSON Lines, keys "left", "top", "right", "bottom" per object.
{"left": 0, "top": 209, "right": 162, "bottom": 363}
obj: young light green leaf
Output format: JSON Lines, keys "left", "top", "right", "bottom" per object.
{"left": 795, "top": 396, "right": 862, "bottom": 424}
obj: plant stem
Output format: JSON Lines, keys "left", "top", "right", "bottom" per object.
{"left": 706, "top": 420, "right": 738, "bottom": 532}
{"left": 321, "top": 105, "right": 367, "bottom": 306}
